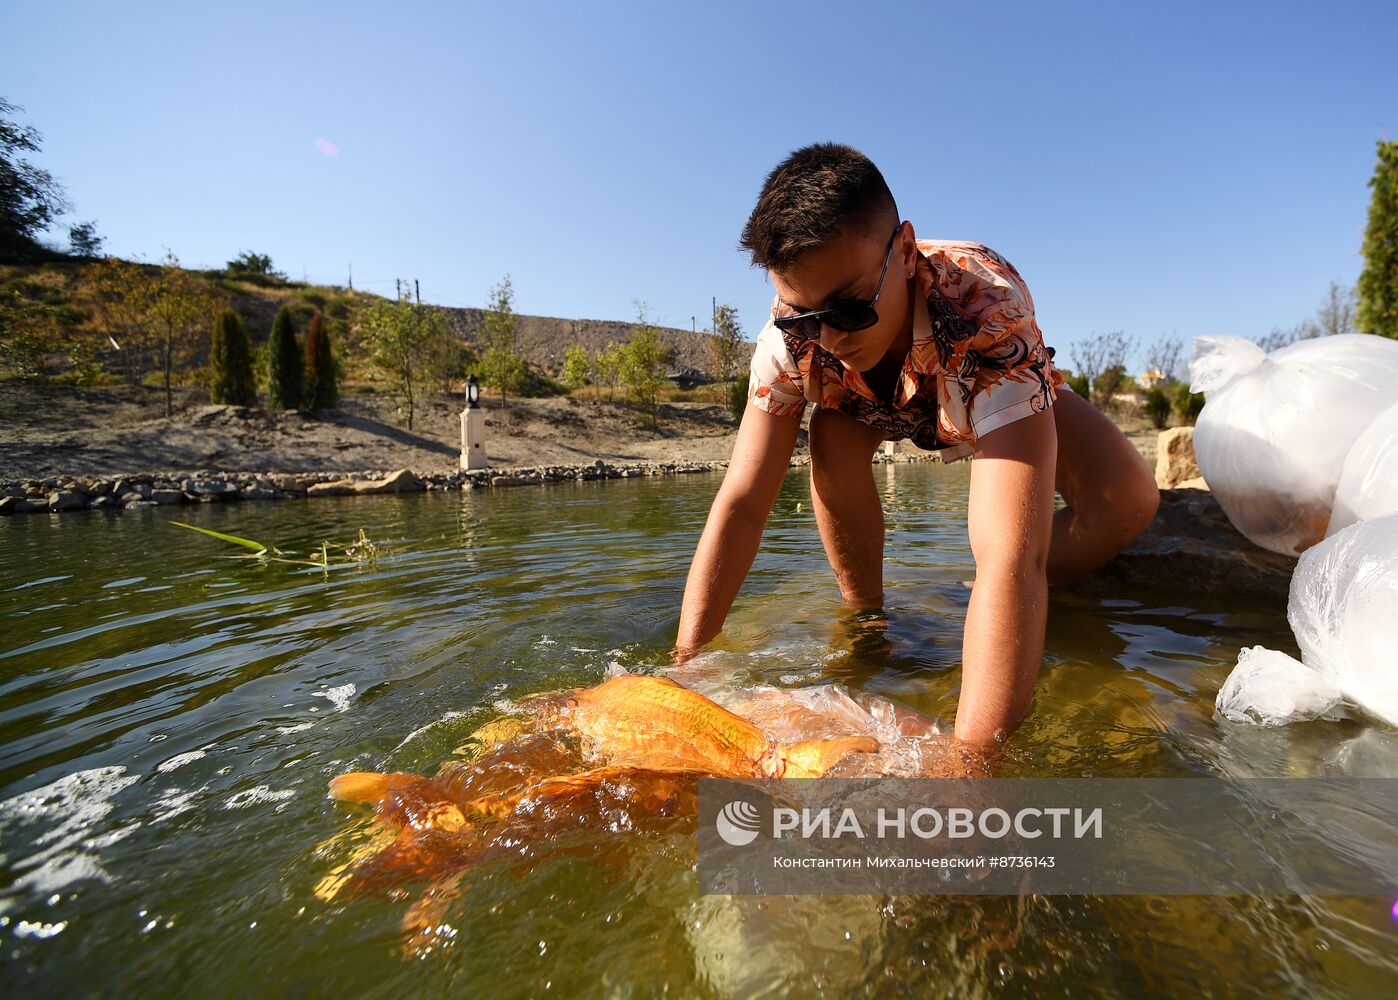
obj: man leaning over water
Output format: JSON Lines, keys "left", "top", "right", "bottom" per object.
{"left": 673, "top": 143, "right": 1159, "bottom": 749}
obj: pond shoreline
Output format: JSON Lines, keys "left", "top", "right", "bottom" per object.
{"left": 0, "top": 452, "right": 954, "bottom": 515}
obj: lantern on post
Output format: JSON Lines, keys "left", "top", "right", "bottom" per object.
{"left": 460, "top": 374, "right": 488, "bottom": 469}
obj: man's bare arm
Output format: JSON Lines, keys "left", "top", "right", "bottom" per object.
{"left": 956, "top": 406, "right": 1057, "bottom": 747}
{"left": 674, "top": 403, "right": 800, "bottom": 655}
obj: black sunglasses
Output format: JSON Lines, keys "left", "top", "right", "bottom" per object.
{"left": 773, "top": 221, "right": 904, "bottom": 341}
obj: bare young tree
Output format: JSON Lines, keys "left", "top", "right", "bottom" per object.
{"left": 1255, "top": 322, "right": 1310, "bottom": 352}
{"left": 1316, "top": 279, "right": 1358, "bottom": 337}
{"left": 1145, "top": 334, "right": 1184, "bottom": 384}
{"left": 1255, "top": 280, "right": 1355, "bottom": 352}
{"left": 1069, "top": 330, "right": 1134, "bottom": 409}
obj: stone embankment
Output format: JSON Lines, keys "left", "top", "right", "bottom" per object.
{"left": 0, "top": 450, "right": 942, "bottom": 516}
{"left": 0, "top": 461, "right": 727, "bottom": 514}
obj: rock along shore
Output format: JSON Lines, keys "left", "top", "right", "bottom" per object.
{"left": 0, "top": 451, "right": 948, "bottom": 516}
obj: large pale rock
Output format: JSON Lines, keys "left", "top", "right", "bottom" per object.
{"left": 1075, "top": 488, "right": 1297, "bottom": 603}
{"left": 1155, "top": 427, "right": 1200, "bottom": 489}
{"left": 308, "top": 468, "right": 422, "bottom": 497}
{"left": 351, "top": 468, "right": 421, "bottom": 494}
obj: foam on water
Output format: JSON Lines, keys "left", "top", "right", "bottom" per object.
{"left": 156, "top": 751, "right": 207, "bottom": 773}
{"left": 312, "top": 684, "right": 356, "bottom": 713}
{"left": 223, "top": 786, "right": 296, "bottom": 810}
{"left": 0, "top": 766, "right": 140, "bottom": 896}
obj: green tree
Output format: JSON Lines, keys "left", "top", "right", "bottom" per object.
{"left": 1172, "top": 382, "right": 1205, "bottom": 425}
{"left": 225, "top": 251, "right": 286, "bottom": 281}
{"left": 0, "top": 284, "right": 50, "bottom": 375}
{"left": 561, "top": 344, "right": 591, "bottom": 391}
{"left": 479, "top": 275, "right": 526, "bottom": 404}
{"left": 0, "top": 98, "right": 69, "bottom": 262}
{"left": 266, "top": 305, "right": 303, "bottom": 409}
{"left": 479, "top": 346, "right": 527, "bottom": 404}
{"left": 303, "top": 311, "right": 338, "bottom": 411}
{"left": 67, "top": 220, "right": 103, "bottom": 258}
{"left": 358, "top": 285, "right": 448, "bottom": 430}
{"left": 89, "top": 256, "right": 156, "bottom": 385}
{"left": 1357, "top": 139, "right": 1398, "bottom": 339}
{"left": 709, "top": 302, "right": 746, "bottom": 400}
{"left": 727, "top": 374, "right": 749, "bottom": 423}
{"left": 209, "top": 310, "right": 256, "bottom": 406}
{"left": 1144, "top": 386, "right": 1171, "bottom": 429}
{"left": 1092, "top": 363, "right": 1129, "bottom": 408}
{"left": 620, "top": 304, "right": 667, "bottom": 428}
{"left": 595, "top": 341, "right": 623, "bottom": 401}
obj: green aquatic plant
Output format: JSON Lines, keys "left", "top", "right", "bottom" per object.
{"left": 169, "top": 521, "right": 380, "bottom": 569}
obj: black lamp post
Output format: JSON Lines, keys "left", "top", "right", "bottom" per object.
{"left": 466, "top": 374, "right": 480, "bottom": 409}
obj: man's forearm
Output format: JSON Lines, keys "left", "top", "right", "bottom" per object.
{"left": 675, "top": 499, "right": 767, "bottom": 652}
{"left": 955, "top": 558, "right": 1048, "bottom": 746}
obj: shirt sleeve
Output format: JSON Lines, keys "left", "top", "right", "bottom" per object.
{"left": 746, "top": 294, "right": 809, "bottom": 419}
{"left": 954, "top": 246, "right": 1063, "bottom": 442}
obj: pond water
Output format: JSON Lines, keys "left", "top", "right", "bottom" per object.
{"left": 2, "top": 463, "right": 1395, "bottom": 997}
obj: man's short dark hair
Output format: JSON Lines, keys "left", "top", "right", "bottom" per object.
{"left": 739, "top": 143, "right": 899, "bottom": 272}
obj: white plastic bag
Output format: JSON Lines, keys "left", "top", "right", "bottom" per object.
{"left": 1327, "top": 399, "right": 1398, "bottom": 536}
{"left": 1288, "top": 513, "right": 1398, "bottom": 726}
{"left": 1216, "top": 513, "right": 1398, "bottom": 727}
{"left": 1189, "top": 333, "right": 1398, "bottom": 556}
{"left": 1215, "top": 646, "right": 1345, "bottom": 725}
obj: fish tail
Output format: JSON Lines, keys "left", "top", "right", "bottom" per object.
{"left": 779, "top": 736, "right": 879, "bottom": 778}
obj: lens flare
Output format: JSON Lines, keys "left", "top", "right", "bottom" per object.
{"left": 313, "top": 138, "right": 339, "bottom": 158}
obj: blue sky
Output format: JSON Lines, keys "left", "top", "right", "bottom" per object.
{"left": 4, "top": 1, "right": 1394, "bottom": 367}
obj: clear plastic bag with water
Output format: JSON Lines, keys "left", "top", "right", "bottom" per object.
{"left": 1327, "top": 398, "right": 1398, "bottom": 536}
{"left": 1188, "top": 333, "right": 1398, "bottom": 556}
{"left": 1216, "top": 513, "right": 1398, "bottom": 727}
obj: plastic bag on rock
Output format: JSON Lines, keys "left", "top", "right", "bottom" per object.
{"left": 1188, "top": 334, "right": 1398, "bottom": 556}
{"left": 1327, "top": 399, "right": 1398, "bottom": 536}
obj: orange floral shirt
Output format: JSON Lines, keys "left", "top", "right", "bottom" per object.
{"left": 747, "top": 238, "right": 1063, "bottom": 462}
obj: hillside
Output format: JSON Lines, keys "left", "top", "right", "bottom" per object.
{"left": 0, "top": 257, "right": 751, "bottom": 385}
{"left": 437, "top": 307, "right": 741, "bottom": 376}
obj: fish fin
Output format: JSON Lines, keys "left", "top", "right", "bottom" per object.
{"left": 780, "top": 736, "right": 879, "bottom": 778}
{"left": 329, "top": 771, "right": 401, "bottom": 803}
{"left": 465, "top": 766, "right": 688, "bottom": 820}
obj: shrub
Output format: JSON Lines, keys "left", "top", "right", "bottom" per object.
{"left": 561, "top": 345, "right": 590, "bottom": 390}
{"left": 727, "top": 378, "right": 748, "bottom": 423}
{"left": 303, "top": 311, "right": 338, "bottom": 411}
{"left": 266, "top": 305, "right": 303, "bottom": 409}
{"left": 1066, "top": 372, "right": 1090, "bottom": 399}
{"left": 1172, "top": 382, "right": 1205, "bottom": 424}
{"left": 209, "top": 310, "right": 256, "bottom": 406}
{"left": 1145, "top": 387, "right": 1172, "bottom": 429}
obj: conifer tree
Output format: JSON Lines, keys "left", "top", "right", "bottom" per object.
{"left": 1357, "top": 139, "right": 1398, "bottom": 339}
{"left": 209, "top": 310, "right": 256, "bottom": 406}
{"left": 266, "top": 305, "right": 303, "bottom": 409}
{"left": 303, "top": 311, "right": 338, "bottom": 411}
